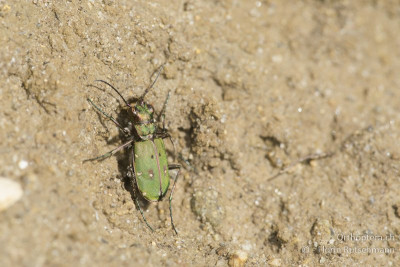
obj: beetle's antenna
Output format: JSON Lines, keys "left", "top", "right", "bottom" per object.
{"left": 95, "top": 80, "right": 131, "bottom": 108}
{"left": 140, "top": 65, "right": 164, "bottom": 101}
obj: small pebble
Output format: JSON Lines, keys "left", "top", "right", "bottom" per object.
{"left": 0, "top": 177, "right": 23, "bottom": 212}
{"left": 271, "top": 54, "right": 283, "bottom": 63}
{"left": 228, "top": 250, "right": 248, "bottom": 267}
{"left": 311, "top": 219, "right": 332, "bottom": 245}
{"left": 18, "top": 160, "right": 28, "bottom": 170}
{"left": 268, "top": 258, "right": 282, "bottom": 266}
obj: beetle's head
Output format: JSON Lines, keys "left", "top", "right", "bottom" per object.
{"left": 130, "top": 101, "right": 156, "bottom": 140}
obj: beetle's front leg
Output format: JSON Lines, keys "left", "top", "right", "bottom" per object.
{"left": 87, "top": 98, "right": 131, "bottom": 136}
{"left": 155, "top": 131, "right": 176, "bottom": 155}
{"left": 157, "top": 90, "right": 171, "bottom": 131}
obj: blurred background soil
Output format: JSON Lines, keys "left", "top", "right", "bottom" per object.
{"left": 1, "top": 0, "right": 400, "bottom": 266}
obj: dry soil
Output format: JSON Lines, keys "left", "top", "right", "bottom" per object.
{"left": 1, "top": 0, "right": 400, "bottom": 266}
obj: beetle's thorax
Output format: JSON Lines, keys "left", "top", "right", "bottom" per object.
{"left": 130, "top": 101, "right": 156, "bottom": 140}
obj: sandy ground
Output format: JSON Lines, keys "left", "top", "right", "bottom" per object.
{"left": 1, "top": 0, "right": 400, "bottom": 266}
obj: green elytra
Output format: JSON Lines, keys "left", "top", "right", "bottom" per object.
{"left": 85, "top": 66, "right": 181, "bottom": 234}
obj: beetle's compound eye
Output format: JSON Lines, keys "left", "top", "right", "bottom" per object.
{"left": 147, "top": 105, "right": 154, "bottom": 114}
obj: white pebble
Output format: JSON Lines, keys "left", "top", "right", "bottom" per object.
{"left": 18, "top": 160, "right": 28, "bottom": 170}
{"left": 268, "top": 258, "right": 282, "bottom": 266}
{"left": 0, "top": 177, "right": 23, "bottom": 212}
{"left": 272, "top": 54, "right": 283, "bottom": 63}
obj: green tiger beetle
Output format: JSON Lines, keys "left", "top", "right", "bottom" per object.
{"left": 86, "top": 66, "right": 181, "bottom": 234}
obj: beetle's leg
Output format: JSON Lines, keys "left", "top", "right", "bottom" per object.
{"left": 83, "top": 139, "right": 133, "bottom": 162}
{"left": 87, "top": 98, "right": 130, "bottom": 135}
{"left": 132, "top": 177, "right": 155, "bottom": 232}
{"left": 168, "top": 163, "right": 181, "bottom": 235}
{"left": 155, "top": 131, "right": 170, "bottom": 139}
{"left": 155, "top": 131, "right": 176, "bottom": 157}
{"left": 168, "top": 164, "right": 181, "bottom": 170}
{"left": 157, "top": 90, "right": 171, "bottom": 131}
{"left": 131, "top": 149, "right": 154, "bottom": 232}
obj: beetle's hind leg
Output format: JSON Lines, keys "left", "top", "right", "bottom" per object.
{"left": 87, "top": 98, "right": 130, "bottom": 135}
{"left": 168, "top": 164, "right": 181, "bottom": 235}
